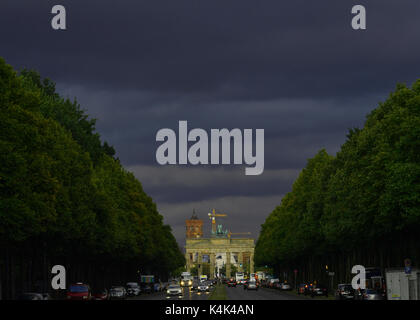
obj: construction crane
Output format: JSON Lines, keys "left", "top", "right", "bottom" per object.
{"left": 227, "top": 231, "right": 251, "bottom": 239}
{"left": 208, "top": 209, "right": 227, "bottom": 234}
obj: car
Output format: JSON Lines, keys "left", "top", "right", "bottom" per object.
{"left": 268, "top": 278, "right": 279, "bottom": 288}
{"left": 92, "top": 288, "right": 110, "bottom": 300}
{"left": 109, "top": 286, "right": 127, "bottom": 300}
{"left": 297, "top": 284, "right": 306, "bottom": 294}
{"left": 238, "top": 279, "right": 246, "bottom": 285}
{"left": 67, "top": 283, "right": 91, "bottom": 300}
{"left": 42, "top": 293, "right": 52, "bottom": 300}
{"left": 245, "top": 280, "right": 258, "bottom": 290}
{"left": 227, "top": 278, "right": 237, "bottom": 287}
{"left": 141, "top": 284, "right": 152, "bottom": 294}
{"left": 126, "top": 282, "right": 141, "bottom": 296}
{"left": 166, "top": 284, "right": 182, "bottom": 296}
{"left": 154, "top": 282, "right": 163, "bottom": 292}
{"left": 273, "top": 281, "right": 282, "bottom": 290}
{"left": 18, "top": 292, "right": 45, "bottom": 300}
{"left": 304, "top": 283, "right": 313, "bottom": 295}
{"left": 197, "top": 283, "right": 210, "bottom": 292}
{"left": 280, "top": 282, "right": 292, "bottom": 290}
{"left": 191, "top": 280, "right": 199, "bottom": 291}
{"left": 162, "top": 282, "right": 170, "bottom": 291}
{"left": 362, "top": 289, "right": 386, "bottom": 300}
{"left": 335, "top": 284, "right": 355, "bottom": 300}
{"left": 311, "top": 284, "right": 328, "bottom": 297}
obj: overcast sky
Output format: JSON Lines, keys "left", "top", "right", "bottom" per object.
{"left": 2, "top": 0, "right": 420, "bottom": 246}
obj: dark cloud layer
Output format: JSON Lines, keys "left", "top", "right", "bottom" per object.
{"left": 1, "top": 0, "right": 420, "bottom": 245}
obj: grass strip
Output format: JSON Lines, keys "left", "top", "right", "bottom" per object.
{"left": 208, "top": 284, "right": 227, "bottom": 300}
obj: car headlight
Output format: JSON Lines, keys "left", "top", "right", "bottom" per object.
{"left": 166, "top": 290, "right": 170, "bottom": 294}
{"left": 181, "top": 281, "right": 184, "bottom": 285}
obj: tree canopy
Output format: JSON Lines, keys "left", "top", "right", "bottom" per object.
{"left": 0, "top": 57, "right": 184, "bottom": 276}
{"left": 255, "top": 80, "right": 420, "bottom": 271}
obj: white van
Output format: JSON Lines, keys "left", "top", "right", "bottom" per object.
{"left": 180, "top": 272, "right": 193, "bottom": 287}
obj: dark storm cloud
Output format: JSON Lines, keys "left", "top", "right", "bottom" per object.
{"left": 127, "top": 165, "right": 300, "bottom": 203}
{"left": 1, "top": 1, "right": 420, "bottom": 99}
{"left": 55, "top": 85, "right": 382, "bottom": 168}
{"left": 2, "top": 0, "right": 420, "bottom": 245}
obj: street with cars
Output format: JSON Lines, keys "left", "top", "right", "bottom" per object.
{"left": 17, "top": 266, "right": 392, "bottom": 301}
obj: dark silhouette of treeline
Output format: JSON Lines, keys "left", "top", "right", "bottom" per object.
{"left": 0, "top": 58, "right": 184, "bottom": 299}
{"left": 256, "top": 80, "right": 420, "bottom": 285}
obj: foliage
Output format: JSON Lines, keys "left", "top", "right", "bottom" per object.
{"left": 255, "top": 80, "right": 420, "bottom": 270}
{"left": 0, "top": 57, "right": 184, "bottom": 276}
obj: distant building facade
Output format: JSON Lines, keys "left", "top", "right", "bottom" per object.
{"left": 185, "top": 210, "right": 203, "bottom": 239}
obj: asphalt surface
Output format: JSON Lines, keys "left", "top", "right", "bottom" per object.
{"left": 129, "top": 285, "right": 308, "bottom": 300}
{"left": 226, "top": 286, "right": 307, "bottom": 300}
{"left": 130, "top": 286, "right": 211, "bottom": 300}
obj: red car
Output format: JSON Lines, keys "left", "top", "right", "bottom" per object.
{"left": 227, "top": 278, "right": 237, "bottom": 287}
{"left": 297, "top": 284, "right": 306, "bottom": 294}
{"left": 67, "top": 283, "right": 92, "bottom": 300}
{"left": 92, "top": 288, "right": 110, "bottom": 300}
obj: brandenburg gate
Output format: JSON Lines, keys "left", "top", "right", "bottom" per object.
{"left": 184, "top": 210, "right": 255, "bottom": 279}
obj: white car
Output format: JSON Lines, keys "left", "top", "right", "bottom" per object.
{"left": 245, "top": 281, "right": 258, "bottom": 290}
{"left": 126, "top": 282, "right": 141, "bottom": 296}
{"left": 166, "top": 284, "right": 182, "bottom": 296}
{"left": 280, "top": 283, "right": 292, "bottom": 290}
{"left": 180, "top": 278, "right": 193, "bottom": 287}
{"left": 198, "top": 283, "right": 209, "bottom": 292}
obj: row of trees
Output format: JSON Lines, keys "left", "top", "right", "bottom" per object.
{"left": 255, "top": 80, "right": 420, "bottom": 285}
{"left": 0, "top": 58, "right": 184, "bottom": 298}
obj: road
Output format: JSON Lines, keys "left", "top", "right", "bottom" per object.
{"left": 226, "top": 286, "right": 307, "bottom": 300}
{"left": 129, "top": 285, "right": 308, "bottom": 300}
{"left": 130, "top": 286, "right": 211, "bottom": 300}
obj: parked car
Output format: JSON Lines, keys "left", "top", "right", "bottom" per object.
{"left": 304, "top": 283, "right": 313, "bottom": 295}
{"left": 362, "top": 289, "right": 386, "bottom": 300}
{"left": 18, "top": 292, "right": 45, "bottom": 300}
{"left": 297, "top": 284, "right": 306, "bottom": 294}
{"left": 311, "top": 284, "right": 328, "bottom": 297}
{"left": 126, "top": 282, "right": 141, "bottom": 296}
{"left": 141, "top": 284, "right": 152, "bottom": 294}
{"left": 280, "top": 282, "right": 292, "bottom": 290}
{"left": 268, "top": 278, "right": 279, "bottom": 288}
{"left": 109, "top": 286, "right": 127, "bottom": 300}
{"left": 67, "top": 283, "right": 91, "bottom": 300}
{"left": 335, "top": 284, "right": 355, "bottom": 300}
{"left": 92, "top": 288, "right": 110, "bottom": 300}
{"left": 42, "top": 293, "right": 52, "bottom": 300}
{"left": 272, "top": 282, "right": 279, "bottom": 289}
{"left": 166, "top": 284, "right": 182, "bottom": 296}
{"left": 227, "top": 278, "right": 237, "bottom": 287}
{"left": 153, "top": 282, "right": 163, "bottom": 292}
